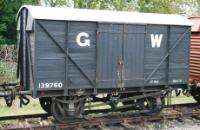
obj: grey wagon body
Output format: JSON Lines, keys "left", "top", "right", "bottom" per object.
{"left": 17, "top": 6, "right": 192, "bottom": 98}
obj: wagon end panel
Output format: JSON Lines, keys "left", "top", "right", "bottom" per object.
{"left": 17, "top": 8, "right": 34, "bottom": 91}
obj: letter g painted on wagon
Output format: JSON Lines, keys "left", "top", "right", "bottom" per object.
{"left": 76, "top": 32, "right": 90, "bottom": 47}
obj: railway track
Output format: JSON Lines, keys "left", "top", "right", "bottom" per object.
{"left": 1, "top": 103, "right": 200, "bottom": 130}
{"left": 0, "top": 113, "right": 49, "bottom": 121}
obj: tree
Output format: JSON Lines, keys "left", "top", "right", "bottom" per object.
{"left": 75, "top": 0, "right": 136, "bottom": 11}
{"left": 136, "top": 0, "right": 195, "bottom": 14}
{"left": 40, "top": 0, "right": 199, "bottom": 15}
{"left": 41, "top": 0, "right": 70, "bottom": 7}
{"left": 0, "top": 0, "right": 38, "bottom": 45}
{"left": 193, "top": 0, "right": 200, "bottom": 15}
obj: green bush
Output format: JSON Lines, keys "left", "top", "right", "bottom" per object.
{"left": 0, "top": 62, "right": 17, "bottom": 84}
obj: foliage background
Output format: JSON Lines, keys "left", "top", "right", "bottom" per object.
{"left": 0, "top": 0, "right": 39, "bottom": 45}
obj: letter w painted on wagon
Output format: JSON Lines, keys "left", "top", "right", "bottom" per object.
{"left": 150, "top": 34, "right": 163, "bottom": 48}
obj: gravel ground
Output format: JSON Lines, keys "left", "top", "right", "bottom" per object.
{"left": 122, "top": 118, "right": 200, "bottom": 130}
{"left": 84, "top": 117, "right": 200, "bottom": 130}
{"left": 2, "top": 117, "right": 200, "bottom": 130}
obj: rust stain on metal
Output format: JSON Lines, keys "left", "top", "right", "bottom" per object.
{"left": 189, "top": 17, "right": 200, "bottom": 83}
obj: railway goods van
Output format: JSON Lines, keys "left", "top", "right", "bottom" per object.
{"left": 189, "top": 16, "right": 200, "bottom": 82}
{"left": 188, "top": 16, "right": 200, "bottom": 103}
{"left": 15, "top": 5, "right": 192, "bottom": 122}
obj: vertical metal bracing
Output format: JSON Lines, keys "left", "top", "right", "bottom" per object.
{"left": 25, "top": 32, "right": 31, "bottom": 90}
{"left": 22, "top": 10, "right": 26, "bottom": 89}
{"left": 94, "top": 26, "right": 99, "bottom": 94}
{"left": 64, "top": 22, "right": 69, "bottom": 96}
{"left": 21, "top": 9, "right": 28, "bottom": 90}
{"left": 166, "top": 26, "right": 170, "bottom": 88}
{"left": 142, "top": 25, "right": 147, "bottom": 92}
{"left": 120, "top": 24, "right": 125, "bottom": 89}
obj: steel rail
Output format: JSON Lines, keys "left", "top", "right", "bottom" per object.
{"left": 0, "top": 103, "right": 199, "bottom": 130}
{"left": 0, "top": 113, "right": 49, "bottom": 121}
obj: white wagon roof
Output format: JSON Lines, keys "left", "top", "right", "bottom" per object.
{"left": 17, "top": 5, "right": 192, "bottom": 30}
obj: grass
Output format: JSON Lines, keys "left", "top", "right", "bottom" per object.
{"left": 0, "top": 97, "right": 45, "bottom": 124}
{"left": 0, "top": 97, "right": 44, "bottom": 117}
{"left": 0, "top": 62, "right": 17, "bottom": 84}
{"left": 171, "top": 95, "right": 196, "bottom": 104}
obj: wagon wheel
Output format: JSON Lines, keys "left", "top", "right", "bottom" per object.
{"left": 191, "top": 93, "right": 200, "bottom": 103}
{"left": 39, "top": 97, "right": 52, "bottom": 114}
{"left": 190, "top": 86, "right": 200, "bottom": 103}
{"left": 51, "top": 97, "right": 85, "bottom": 123}
{"left": 120, "top": 93, "right": 138, "bottom": 106}
{"left": 137, "top": 97, "right": 164, "bottom": 112}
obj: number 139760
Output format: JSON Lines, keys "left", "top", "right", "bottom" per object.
{"left": 38, "top": 82, "right": 63, "bottom": 89}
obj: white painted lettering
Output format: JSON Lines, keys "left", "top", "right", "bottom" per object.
{"left": 150, "top": 34, "right": 163, "bottom": 48}
{"left": 76, "top": 32, "right": 90, "bottom": 47}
